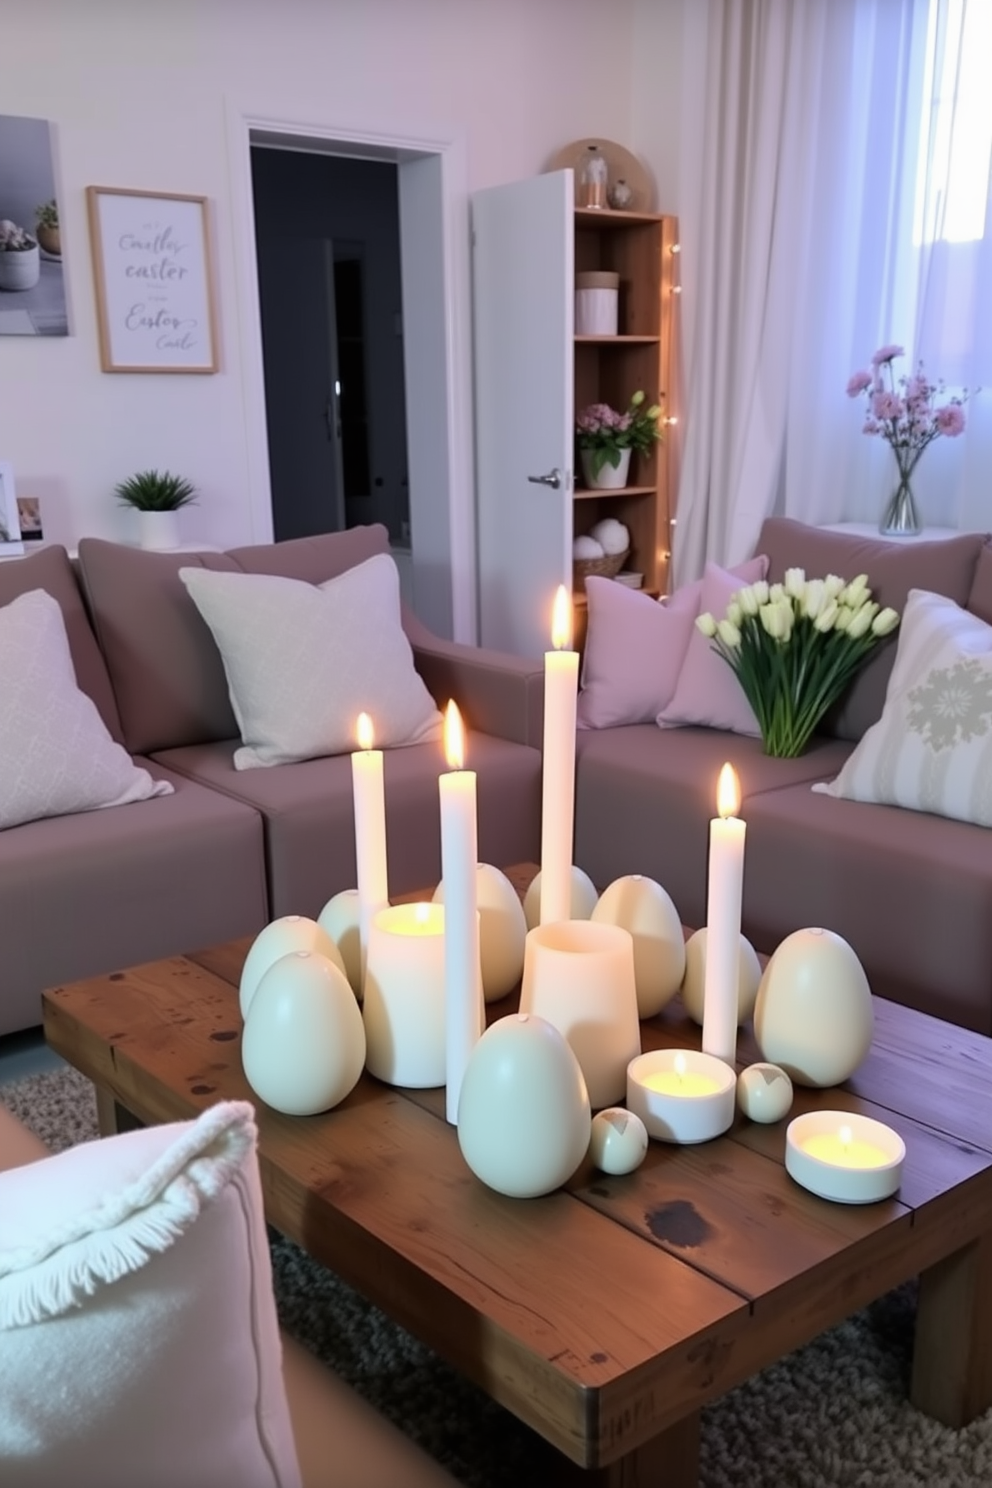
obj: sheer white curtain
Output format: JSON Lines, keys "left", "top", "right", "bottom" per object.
{"left": 673, "top": 0, "right": 991, "bottom": 585}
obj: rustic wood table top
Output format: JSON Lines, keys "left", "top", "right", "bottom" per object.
{"left": 41, "top": 866, "right": 992, "bottom": 1487}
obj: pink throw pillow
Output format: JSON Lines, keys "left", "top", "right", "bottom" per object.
{"left": 656, "top": 558, "right": 770, "bottom": 736}
{"left": 577, "top": 556, "right": 769, "bottom": 730}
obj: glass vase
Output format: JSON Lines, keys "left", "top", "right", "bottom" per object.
{"left": 879, "top": 475, "right": 920, "bottom": 537}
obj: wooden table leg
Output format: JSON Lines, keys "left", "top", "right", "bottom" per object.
{"left": 93, "top": 1084, "right": 143, "bottom": 1139}
{"left": 912, "top": 1230, "right": 992, "bottom": 1427}
{"left": 551, "top": 1411, "right": 699, "bottom": 1488}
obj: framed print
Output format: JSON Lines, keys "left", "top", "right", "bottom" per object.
{"left": 0, "top": 462, "right": 25, "bottom": 556}
{"left": 86, "top": 186, "right": 218, "bottom": 373}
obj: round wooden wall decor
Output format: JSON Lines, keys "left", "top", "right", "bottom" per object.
{"left": 545, "top": 138, "right": 655, "bottom": 213}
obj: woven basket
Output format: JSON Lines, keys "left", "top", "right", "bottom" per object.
{"left": 573, "top": 547, "right": 630, "bottom": 591}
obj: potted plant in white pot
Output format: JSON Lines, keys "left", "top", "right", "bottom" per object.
{"left": 0, "top": 219, "right": 40, "bottom": 291}
{"left": 114, "top": 469, "right": 198, "bottom": 552}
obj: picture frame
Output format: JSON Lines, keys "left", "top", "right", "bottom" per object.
{"left": 0, "top": 462, "right": 25, "bottom": 556}
{"left": 86, "top": 186, "right": 218, "bottom": 373}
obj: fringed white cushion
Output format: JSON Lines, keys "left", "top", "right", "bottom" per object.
{"left": 0, "top": 1101, "right": 300, "bottom": 1488}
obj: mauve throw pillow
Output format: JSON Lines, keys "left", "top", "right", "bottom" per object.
{"left": 656, "top": 559, "right": 771, "bottom": 736}
{"left": 577, "top": 556, "right": 770, "bottom": 730}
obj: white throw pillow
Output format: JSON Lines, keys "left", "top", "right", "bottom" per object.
{"left": 0, "top": 1101, "right": 301, "bottom": 1488}
{"left": 0, "top": 588, "right": 173, "bottom": 830}
{"left": 814, "top": 587, "right": 992, "bottom": 826}
{"left": 180, "top": 555, "right": 443, "bottom": 769}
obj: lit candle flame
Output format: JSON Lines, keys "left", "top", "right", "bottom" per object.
{"left": 443, "top": 699, "right": 465, "bottom": 770}
{"left": 551, "top": 584, "right": 572, "bottom": 651}
{"left": 415, "top": 902, "right": 431, "bottom": 925}
{"left": 356, "top": 711, "right": 374, "bottom": 752}
{"left": 716, "top": 762, "right": 741, "bottom": 819}
{"left": 839, "top": 1124, "right": 853, "bottom": 1149}
{"left": 674, "top": 1052, "right": 687, "bottom": 1081}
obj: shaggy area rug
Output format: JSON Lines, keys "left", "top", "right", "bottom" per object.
{"left": 4, "top": 1065, "right": 991, "bottom": 1487}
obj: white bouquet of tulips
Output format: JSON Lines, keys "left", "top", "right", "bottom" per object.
{"left": 696, "top": 569, "right": 899, "bottom": 758}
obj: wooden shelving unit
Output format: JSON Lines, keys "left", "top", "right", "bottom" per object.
{"left": 572, "top": 207, "right": 680, "bottom": 615}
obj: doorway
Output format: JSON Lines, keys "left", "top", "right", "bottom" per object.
{"left": 225, "top": 105, "right": 476, "bottom": 641}
{"left": 250, "top": 148, "right": 410, "bottom": 547}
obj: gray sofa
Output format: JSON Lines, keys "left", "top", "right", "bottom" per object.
{"left": 0, "top": 526, "right": 543, "bottom": 1038}
{"left": 574, "top": 517, "right": 992, "bottom": 1036}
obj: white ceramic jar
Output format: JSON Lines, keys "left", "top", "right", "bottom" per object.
{"left": 575, "top": 270, "right": 619, "bottom": 336}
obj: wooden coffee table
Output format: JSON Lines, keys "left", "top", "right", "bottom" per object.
{"left": 42, "top": 871, "right": 992, "bottom": 1487}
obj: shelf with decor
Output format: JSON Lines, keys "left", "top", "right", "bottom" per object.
{"left": 571, "top": 205, "right": 680, "bottom": 607}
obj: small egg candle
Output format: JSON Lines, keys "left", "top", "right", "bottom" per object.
{"left": 702, "top": 763, "right": 746, "bottom": 1065}
{"left": 627, "top": 1048, "right": 736, "bottom": 1144}
{"left": 351, "top": 712, "right": 389, "bottom": 993}
{"left": 540, "top": 585, "right": 579, "bottom": 926}
{"left": 438, "top": 700, "right": 484, "bottom": 1124}
{"left": 785, "top": 1110, "right": 905, "bottom": 1204}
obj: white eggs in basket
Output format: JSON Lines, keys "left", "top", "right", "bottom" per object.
{"left": 590, "top": 518, "right": 630, "bottom": 555}
{"left": 573, "top": 534, "right": 605, "bottom": 560}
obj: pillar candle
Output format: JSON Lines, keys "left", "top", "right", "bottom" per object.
{"left": 540, "top": 585, "right": 579, "bottom": 925}
{"left": 439, "top": 700, "right": 483, "bottom": 1124}
{"left": 351, "top": 711, "right": 388, "bottom": 992}
{"left": 702, "top": 762, "right": 745, "bottom": 1065}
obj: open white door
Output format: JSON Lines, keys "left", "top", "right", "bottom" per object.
{"left": 472, "top": 170, "right": 573, "bottom": 658}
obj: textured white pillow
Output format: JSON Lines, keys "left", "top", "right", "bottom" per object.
{"left": 0, "top": 588, "right": 173, "bottom": 830}
{"left": 814, "top": 588, "right": 992, "bottom": 826}
{"left": 180, "top": 555, "right": 443, "bottom": 769}
{"left": 0, "top": 1101, "right": 301, "bottom": 1488}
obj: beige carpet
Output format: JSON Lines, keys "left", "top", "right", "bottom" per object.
{"left": 4, "top": 1066, "right": 991, "bottom": 1488}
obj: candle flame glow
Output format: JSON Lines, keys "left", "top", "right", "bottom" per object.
{"left": 356, "top": 711, "right": 374, "bottom": 751}
{"left": 716, "top": 762, "right": 741, "bottom": 819}
{"left": 443, "top": 699, "right": 465, "bottom": 770}
{"left": 839, "top": 1124, "right": 853, "bottom": 1149}
{"left": 415, "top": 902, "right": 431, "bottom": 925}
{"left": 551, "top": 584, "right": 572, "bottom": 651}
{"left": 674, "top": 1052, "right": 687, "bottom": 1080}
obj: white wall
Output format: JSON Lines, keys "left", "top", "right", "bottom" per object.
{"left": 2, "top": 0, "right": 675, "bottom": 559}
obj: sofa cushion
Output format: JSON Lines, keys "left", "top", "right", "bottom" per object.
{"left": 154, "top": 734, "right": 542, "bottom": 919}
{"left": 0, "top": 1102, "right": 301, "bottom": 1488}
{"left": 0, "top": 759, "right": 267, "bottom": 1038}
{"left": 964, "top": 539, "right": 992, "bottom": 626}
{"left": 0, "top": 544, "right": 122, "bottom": 740}
{"left": 577, "top": 555, "right": 769, "bottom": 731}
{"left": 76, "top": 539, "right": 241, "bottom": 754}
{"left": 77, "top": 527, "right": 399, "bottom": 757}
{"left": 573, "top": 725, "right": 852, "bottom": 932}
{"left": 179, "top": 555, "right": 442, "bottom": 769}
{"left": 656, "top": 560, "right": 770, "bottom": 736}
{"left": 742, "top": 774, "right": 992, "bottom": 1035}
{"left": 814, "top": 588, "right": 992, "bottom": 827}
{"left": 754, "top": 518, "right": 986, "bottom": 741}
{"left": 0, "top": 589, "right": 173, "bottom": 831}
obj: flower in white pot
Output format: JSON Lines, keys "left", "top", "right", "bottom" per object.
{"left": 575, "top": 390, "right": 663, "bottom": 488}
{"left": 114, "top": 469, "right": 198, "bottom": 552}
{"left": 0, "top": 219, "right": 40, "bottom": 292}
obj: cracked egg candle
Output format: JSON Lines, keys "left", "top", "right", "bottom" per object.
{"left": 627, "top": 1048, "right": 736, "bottom": 1144}
{"left": 786, "top": 1111, "right": 905, "bottom": 1204}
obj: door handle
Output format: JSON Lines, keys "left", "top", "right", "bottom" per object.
{"left": 527, "top": 467, "right": 562, "bottom": 489}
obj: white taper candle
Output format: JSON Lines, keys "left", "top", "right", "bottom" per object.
{"left": 439, "top": 701, "right": 483, "bottom": 1123}
{"left": 540, "top": 586, "right": 579, "bottom": 925}
{"left": 702, "top": 762, "right": 746, "bottom": 1065}
{"left": 351, "top": 711, "right": 389, "bottom": 994}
